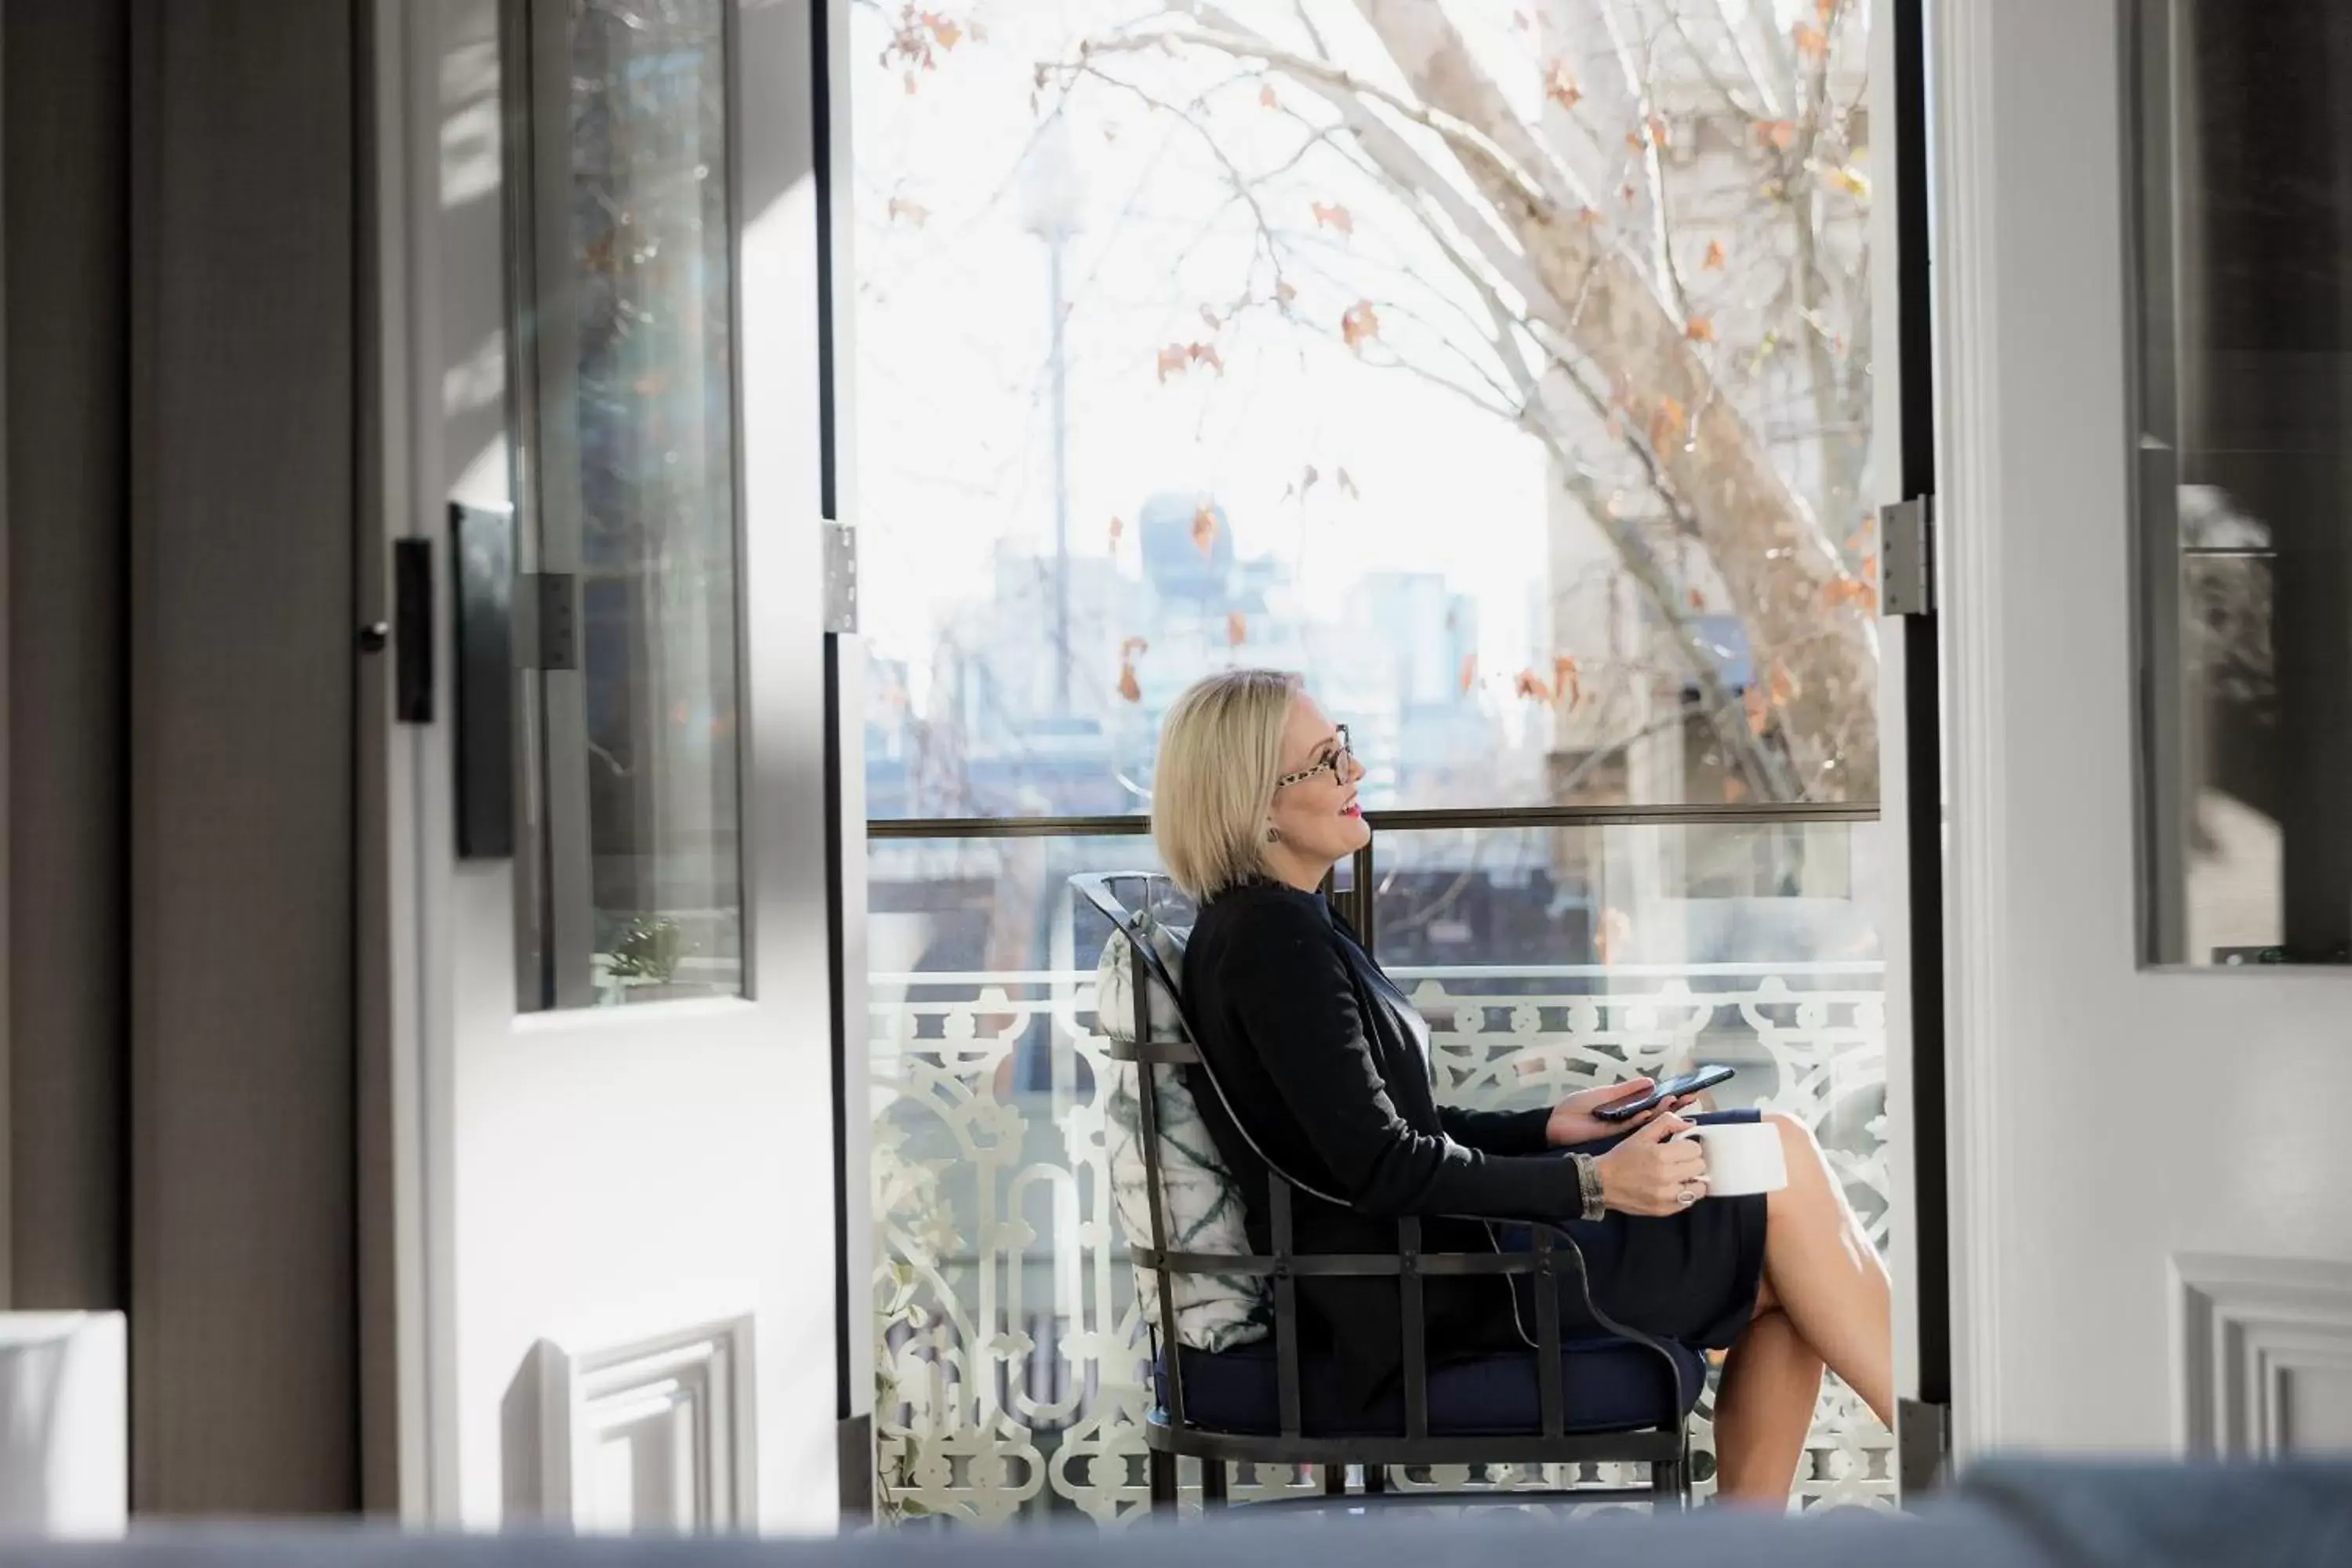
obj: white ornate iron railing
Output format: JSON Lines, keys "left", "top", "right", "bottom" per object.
{"left": 870, "top": 961, "right": 1893, "bottom": 1523}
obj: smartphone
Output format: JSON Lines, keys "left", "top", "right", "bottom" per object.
{"left": 1592, "top": 1064, "right": 1737, "bottom": 1123}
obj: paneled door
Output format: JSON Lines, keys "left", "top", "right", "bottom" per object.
{"left": 372, "top": 0, "right": 855, "bottom": 1528}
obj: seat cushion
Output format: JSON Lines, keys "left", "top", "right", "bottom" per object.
{"left": 1157, "top": 1334, "right": 1706, "bottom": 1438}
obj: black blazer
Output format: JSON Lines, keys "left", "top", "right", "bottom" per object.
{"left": 1180, "top": 878, "right": 1588, "bottom": 1414}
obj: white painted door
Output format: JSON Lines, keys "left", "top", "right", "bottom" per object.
{"left": 375, "top": 0, "right": 848, "bottom": 1529}
{"left": 1933, "top": 0, "right": 2352, "bottom": 1458}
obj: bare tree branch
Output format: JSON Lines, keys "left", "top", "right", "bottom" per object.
{"left": 1342, "top": 0, "right": 1874, "bottom": 797}
{"left": 1027, "top": 0, "right": 1881, "bottom": 799}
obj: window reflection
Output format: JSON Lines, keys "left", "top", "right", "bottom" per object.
{"left": 2135, "top": 0, "right": 2352, "bottom": 965}
{"left": 519, "top": 0, "right": 745, "bottom": 1007}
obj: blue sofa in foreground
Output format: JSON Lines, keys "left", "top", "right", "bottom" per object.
{"left": 5, "top": 1460, "right": 2349, "bottom": 1568}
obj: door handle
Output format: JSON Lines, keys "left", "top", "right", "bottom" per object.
{"left": 393, "top": 539, "right": 434, "bottom": 723}
{"left": 450, "top": 499, "right": 516, "bottom": 858}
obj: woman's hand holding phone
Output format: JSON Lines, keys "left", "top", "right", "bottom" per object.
{"left": 1544, "top": 1076, "right": 1702, "bottom": 1146}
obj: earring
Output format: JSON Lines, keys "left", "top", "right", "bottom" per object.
{"left": 1265, "top": 827, "right": 1280, "bottom": 844}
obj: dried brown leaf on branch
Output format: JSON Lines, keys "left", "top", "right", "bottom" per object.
{"left": 1227, "top": 612, "right": 1249, "bottom": 647}
{"left": 1514, "top": 669, "right": 1552, "bottom": 702}
{"left": 1824, "top": 573, "right": 1879, "bottom": 615}
{"left": 1703, "top": 239, "right": 1728, "bottom": 270}
{"left": 1458, "top": 654, "right": 1478, "bottom": 695}
{"left": 1768, "top": 661, "right": 1801, "bottom": 709}
{"left": 1156, "top": 342, "right": 1224, "bottom": 380}
{"left": 1116, "top": 637, "right": 1149, "bottom": 703}
{"left": 1744, "top": 685, "right": 1773, "bottom": 737}
{"left": 881, "top": 5, "right": 967, "bottom": 83}
{"left": 1648, "top": 396, "right": 1689, "bottom": 452}
{"left": 1543, "top": 59, "right": 1581, "bottom": 110}
{"left": 1108, "top": 516, "right": 1125, "bottom": 546}
{"left": 1757, "top": 119, "right": 1797, "bottom": 151}
{"left": 1553, "top": 654, "right": 1582, "bottom": 708}
{"left": 1341, "top": 300, "right": 1381, "bottom": 351}
{"left": 1311, "top": 201, "right": 1355, "bottom": 235}
{"left": 1258, "top": 82, "right": 1279, "bottom": 111}
{"left": 1685, "top": 315, "right": 1716, "bottom": 343}
{"left": 1191, "top": 503, "right": 1219, "bottom": 556}
{"left": 1792, "top": 21, "right": 1829, "bottom": 60}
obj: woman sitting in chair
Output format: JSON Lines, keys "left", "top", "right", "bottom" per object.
{"left": 1152, "top": 669, "right": 1894, "bottom": 1504}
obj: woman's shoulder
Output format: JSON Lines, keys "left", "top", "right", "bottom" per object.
{"left": 1189, "top": 880, "right": 1340, "bottom": 973}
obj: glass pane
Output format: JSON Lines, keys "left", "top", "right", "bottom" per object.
{"left": 867, "top": 820, "right": 1891, "bottom": 1519}
{"left": 2133, "top": 1, "right": 2352, "bottom": 966}
{"left": 520, "top": 0, "right": 744, "bottom": 1008}
{"left": 1370, "top": 819, "right": 1890, "bottom": 1504}
{"left": 854, "top": 3, "right": 1882, "bottom": 818}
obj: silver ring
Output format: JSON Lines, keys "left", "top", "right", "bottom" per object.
{"left": 1675, "top": 1186, "right": 1698, "bottom": 1207}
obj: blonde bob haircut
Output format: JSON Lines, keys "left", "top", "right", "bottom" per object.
{"left": 1151, "top": 668, "right": 1301, "bottom": 901}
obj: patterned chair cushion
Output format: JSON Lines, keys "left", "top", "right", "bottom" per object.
{"left": 1096, "top": 920, "right": 1269, "bottom": 1353}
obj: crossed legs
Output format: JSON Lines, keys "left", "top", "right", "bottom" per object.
{"left": 1708, "top": 1112, "right": 1893, "bottom": 1505}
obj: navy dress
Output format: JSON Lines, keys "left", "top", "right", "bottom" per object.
{"left": 1179, "top": 877, "right": 1767, "bottom": 1417}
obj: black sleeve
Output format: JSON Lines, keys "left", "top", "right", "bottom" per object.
{"left": 1438, "top": 1103, "right": 1555, "bottom": 1157}
{"left": 1216, "top": 899, "right": 1584, "bottom": 1221}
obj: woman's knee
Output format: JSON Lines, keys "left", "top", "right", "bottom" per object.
{"left": 1763, "top": 1112, "right": 1829, "bottom": 1185}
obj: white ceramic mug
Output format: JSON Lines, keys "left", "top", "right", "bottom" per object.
{"left": 1675, "top": 1120, "right": 1788, "bottom": 1198}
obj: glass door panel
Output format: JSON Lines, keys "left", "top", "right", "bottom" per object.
{"left": 515, "top": 0, "right": 746, "bottom": 1009}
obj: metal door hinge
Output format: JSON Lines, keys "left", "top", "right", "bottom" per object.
{"left": 1881, "top": 494, "right": 1935, "bottom": 616}
{"left": 823, "top": 521, "right": 858, "bottom": 635}
{"left": 517, "top": 572, "right": 577, "bottom": 670}
{"left": 837, "top": 1413, "right": 875, "bottom": 1521}
{"left": 1898, "top": 1397, "right": 1951, "bottom": 1494}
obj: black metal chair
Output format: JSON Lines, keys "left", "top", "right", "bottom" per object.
{"left": 1076, "top": 872, "right": 1700, "bottom": 1515}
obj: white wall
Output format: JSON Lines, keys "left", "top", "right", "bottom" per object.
{"left": 1933, "top": 0, "right": 2352, "bottom": 1456}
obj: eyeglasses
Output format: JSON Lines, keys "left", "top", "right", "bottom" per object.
{"left": 1275, "top": 724, "right": 1352, "bottom": 790}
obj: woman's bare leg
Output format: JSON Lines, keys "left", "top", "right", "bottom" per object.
{"left": 1754, "top": 1112, "right": 1894, "bottom": 1428}
{"left": 1711, "top": 1277, "right": 1825, "bottom": 1504}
